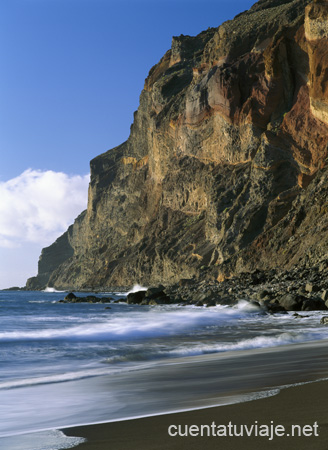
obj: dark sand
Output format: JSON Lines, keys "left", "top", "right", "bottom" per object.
{"left": 64, "top": 379, "right": 328, "bottom": 450}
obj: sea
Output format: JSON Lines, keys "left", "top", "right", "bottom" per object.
{"left": 2, "top": 287, "right": 328, "bottom": 450}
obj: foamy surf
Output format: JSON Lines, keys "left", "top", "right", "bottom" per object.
{"left": 0, "top": 304, "right": 270, "bottom": 342}
{"left": 0, "top": 429, "right": 85, "bottom": 449}
{"left": 125, "top": 284, "right": 148, "bottom": 295}
{"left": 2, "top": 290, "right": 328, "bottom": 443}
{"left": 43, "top": 288, "right": 66, "bottom": 293}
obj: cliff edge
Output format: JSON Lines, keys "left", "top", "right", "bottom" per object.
{"left": 26, "top": 0, "right": 328, "bottom": 290}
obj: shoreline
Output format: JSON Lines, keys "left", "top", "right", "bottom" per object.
{"left": 59, "top": 339, "right": 328, "bottom": 450}
{"left": 63, "top": 378, "right": 328, "bottom": 450}
{"left": 3, "top": 290, "right": 328, "bottom": 449}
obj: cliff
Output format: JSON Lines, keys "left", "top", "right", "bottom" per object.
{"left": 26, "top": 0, "right": 328, "bottom": 290}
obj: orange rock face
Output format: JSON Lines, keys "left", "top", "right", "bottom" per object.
{"left": 27, "top": 0, "right": 328, "bottom": 290}
{"left": 305, "top": 1, "right": 328, "bottom": 124}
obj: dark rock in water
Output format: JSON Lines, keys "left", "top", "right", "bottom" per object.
{"left": 144, "top": 286, "right": 165, "bottom": 299}
{"left": 278, "top": 292, "right": 327, "bottom": 311}
{"left": 127, "top": 291, "right": 146, "bottom": 304}
{"left": 216, "top": 296, "right": 238, "bottom": 307}
{"left": 3, "top": 286, "right": 24, "bottom": 291}
{"left": 149, "top": 298, "right": 167, "bottom": 306}
{"left": 59, "top": 294, "right": 112, "bottom": 304}
{"left": 85, "top": 295, "right": 98, "bottom": 302}
{"left": 320, "top": 316, "right": 328, "bottom": 325}
{"left": 278, "top": 294, "right": 303, "bottom": 311}
{"left": 267, "top": 305, "right": 288, "bottom": 314}
{"left": 144, "top": 286, "right": 172, "bottom": 304}
{"left": 293, "top": 313, "right": 305, "bottom": 318}
{"left": 279, "top": 294, "right": 302, "bottom": 311}
{"left": 65, "top": 292, "right": 77, "bottom": 301}
{"left": 301, "top": 298, "right": 327, "bottom": 311}
{"left": 205, "top": 299, "right": 217, "bottom": 307}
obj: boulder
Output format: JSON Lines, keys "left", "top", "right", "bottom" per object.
{"left": 127, "top": 291, "right": 146, "bottom": 304}
{"left": 178, "top": 279, "right": 195, "bottom": 287}
{"left": 301, "top": 298, "right": 327, "bottom": 311}
{"left": 320, "top": 316, "right": 328, "bottom": 325}
{"left": 257, "top": 289, "right": 271, "bottom": 300}
{"left": 321, "top": 290, "right": 328, "bottom": 301}
{"left": 144, "top": 285, "right": 165, "bottom": 299}
{"left": 305, "top": 283, "right": 321, "bottom": 293}
{"left": 149, "top": 298, "right": 167, "bottom": 306}
{"left": 205, "top": 300, "right": 217, "bottom": 307}
{"left": 100, "top": 297, "right": 113, "bottom": 303}
{"left": 143, "top": 286, "right": 172, "bottom": 304}
{"left": 64, "top": 292, "right": 77, "bottom": 301}
{"left": 85, "top": 295, "right": 98, "bottom": 303}
{"left": 191, "top": 290, "right": 217, "bottom": 305}
{"left": 278, "top": 294, "right": 305, "bottom": 311}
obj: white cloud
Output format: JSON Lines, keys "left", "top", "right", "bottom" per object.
{"left": 0, "top": 169, "right": 90, "bottom": 248}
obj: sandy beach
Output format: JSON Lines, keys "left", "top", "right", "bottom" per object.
{"left": 64, "top": 379, "right": 328, "bottom": 450}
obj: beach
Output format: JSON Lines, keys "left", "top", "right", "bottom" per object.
{"left": 2, "top": 291, "right": 328, "bottom": 450}
{"left": 64, "top": 379, "right": 328, "bottom": 450}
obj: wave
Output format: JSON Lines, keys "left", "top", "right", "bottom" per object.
{"left": 0, "top": 361, "right": 156, "bottom": 390}
{"left": 164, "top": 331, "right": 328, "bottom": 357}
{"left": 0, "top": 304, "right": 263, "bottom": 342}
{"left": 103, "top": 330, "right": 328, "bottom": 363}
{"left": 0, "top": 429, "right": 85, "bottom": 448}
{"left": 42, "top": 287, "right": 66, "bottom": 293}
{"left": 0, "top": 330, "right": 317, "bottom": 390}
{"left": 125, "top": 284, "right": 148, "bottom": 295}
{"left": 28, "top": 301, "right": 47, "bottom": 304}
{"left": 0, "top": 369, "right": 112, "bottom": 390}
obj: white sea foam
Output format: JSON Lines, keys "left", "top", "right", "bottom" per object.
{"left": 0, "top": 305, "right": 327, "bottom": 346}
{"left": 0, "top": 429, "right": 85, "bottom": 449}
{"left": 0, "top": 305, "right": 261, "bottom": 342}
{"left": 43, "top": 288, "right": 65, "bottom": 293}
{"left": 28, "top": 300, "right": 47, "bottom": 304}
{"left": 1, "top": 308, "right": 327, "bottom": 376}
{"left": 236, "top": 299, "right": 263, "bottom": 311}
{"left": 0, "top": 363, "right": 154, "bottom": 390}
{"left": 125, "top": 284, "right": 148, "bottom": 295}
{"left": 164, "top": 331, "right": 327, "bottom": 358}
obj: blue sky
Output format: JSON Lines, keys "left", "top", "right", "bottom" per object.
{"left": 0, "top": 0, "right": 255, "bottom": 288}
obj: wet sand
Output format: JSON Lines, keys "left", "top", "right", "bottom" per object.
{"left": 64, "top": 379, "right": 328, "bottom": 449}
{"left": 59, "top": 340, "right": 328, "bottom": 450}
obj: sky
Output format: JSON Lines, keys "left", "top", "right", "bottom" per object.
{"left": 0, "top": 0, "right": 255, "bottom": 289}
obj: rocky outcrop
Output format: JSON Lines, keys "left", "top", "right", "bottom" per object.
{"left": 26, "top": 0, "right": 328, "bottom": 290}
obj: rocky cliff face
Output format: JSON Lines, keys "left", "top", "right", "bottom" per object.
{"left": 26, "top": 0, "right": 328, "bottom": 290}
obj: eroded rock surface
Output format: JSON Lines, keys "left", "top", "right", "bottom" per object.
{"left": 26, "top": 0, "right": 328, "bottom": 291}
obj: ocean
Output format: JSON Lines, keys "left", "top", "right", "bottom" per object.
{"left": 2, "top": 288, "right": 328, "bottom": 450}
